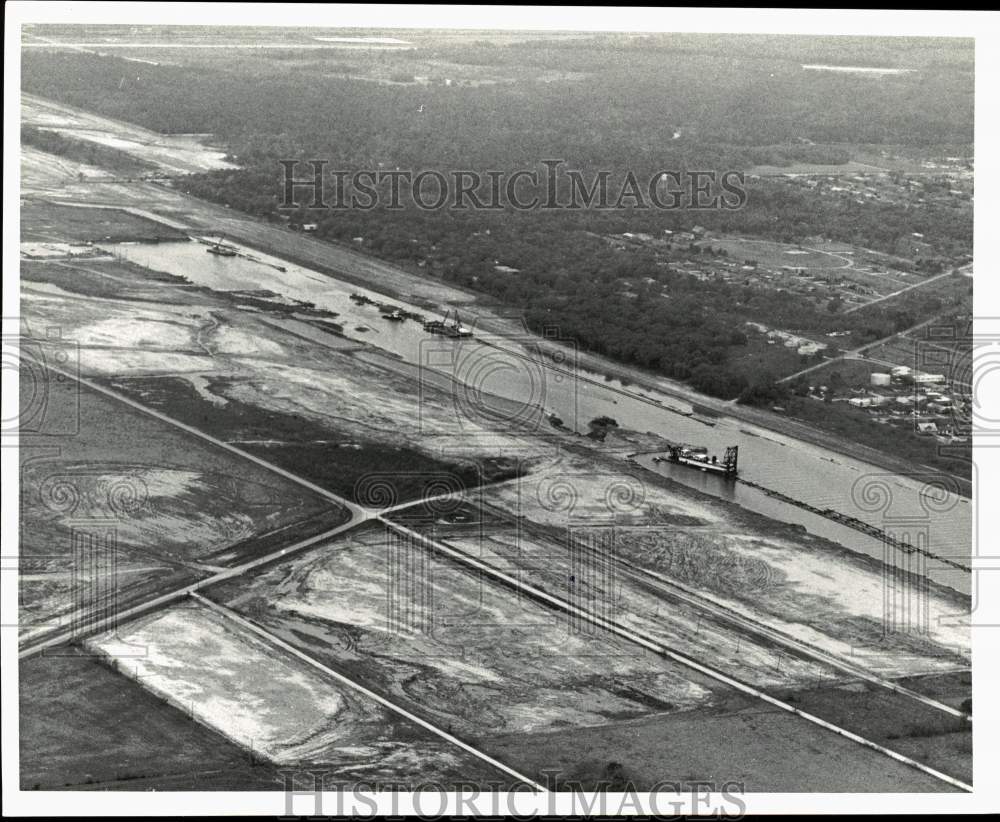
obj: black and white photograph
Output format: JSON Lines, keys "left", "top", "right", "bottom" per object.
{"left": 3, "top": 4, "right": 998, "bottom": 817}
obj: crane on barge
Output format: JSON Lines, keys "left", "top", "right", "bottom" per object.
{"left": 654, "top": 444, "right": 739, "bottom": 478}
{"left": 206, "top": 235, "right": 238, "bottom": 257}
{"left": 423, "top": 309, "right": 473, "bottom": 338}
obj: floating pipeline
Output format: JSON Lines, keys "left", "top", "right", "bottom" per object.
{"left": 736, "top": 476, "right": 971, "bottom": 574}
{"left": 626, "top": 451, "right": 971, "bottom": 575}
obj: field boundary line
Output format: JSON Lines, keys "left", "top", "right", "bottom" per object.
{"left": 34, "top": 360, "right": 367, "bottom": 517}
{"left": 382, "top": 519, "right": 971, "bottom": 793}
{"left": 189, "top": 593, "right": 546, "bottom": 792}
{"left": 18, "top": 519, "right": 361, "bottom": 659}
{"left": 469, "top": 501, "right": 970, "bottom": 722}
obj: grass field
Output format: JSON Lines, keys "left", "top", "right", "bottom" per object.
{"left": 20, "top": 648, "right": 283, "bottom": 790}
{"left": 489, "top": 699, "right": 960, "bottom": 792}
{"left": 21, "top": 201, "right": 189, "bottom": 243}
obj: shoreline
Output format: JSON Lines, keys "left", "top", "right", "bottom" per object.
{"left": 159, "top": 188, "right": 972, "bottom": 499}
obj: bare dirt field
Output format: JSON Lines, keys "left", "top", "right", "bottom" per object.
{"left": 403, "top": 517, "right": 838, "bottom": 691}
{"left": 207, "top": 523, "right": 726, "bottom": 741}
{"left": 18, "top": 353, "right": 345, "bottom": 645}
{"left": 83, "top": 600, "right": 507, "bottom": 784}
{"left": 474, "top": 451, "right": 971, "bottom": 681}
{"left": 20, "top": 144, "right": 113, "bottom": 190}
{"left": 22, "top": 94, "right": 236, "bottom": 175}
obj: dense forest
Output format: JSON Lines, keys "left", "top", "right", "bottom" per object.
{"left": 21, "top": 35, "right": 973, "bottom": 165}
{"left": 21, "top": 124, "right": 157, "bottom": 175}
{"left": 22, "top": 35, "right": 974, "bottom": 404}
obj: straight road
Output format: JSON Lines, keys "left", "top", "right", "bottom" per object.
{"left": 190, "top": 593, "right": 545, "bottom": 791}
{"left": 18, "top": 518, "right": 361, "bottom": 660}
{"left": 40, "top": 361, "right": 368, "bottom": 519}
{"left": 381, "top": 518, "right": 971, "bottom": 792}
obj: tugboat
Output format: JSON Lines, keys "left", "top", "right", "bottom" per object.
{"left": 654, "top": 444, "right": 738, "bottom": 478}
{"left": 206, "top": 236, "right": 237, "bottom": 257}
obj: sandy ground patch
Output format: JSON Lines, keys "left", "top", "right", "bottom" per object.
{"left": 480, "top": 457, "right": 970, "bottom": 680}
{"left": 22, "top": 94, "right": 237, "bottom": 175}
{"left": 88, "top": 602, "right": 456, "bottom": 770}
{"left": 20, "top": 144, "right": 113, "bottom": 192}
{"left": 441, "top": 527, "right": 836, "bottom": 690}
{"left": 215, "top": 525, "right": 722, "bottom": 737}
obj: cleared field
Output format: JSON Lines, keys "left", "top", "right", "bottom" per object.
{"left": 395, "top": 513, "right": 838, "bottom": 690}
{"left": 474, "top": 453, "right": 970, "bottom": 681}
{"left": 20, "top": 249, "right": 535, "bottom": 504}
{"left": 703, "top": 235, "right": 925, "bottom": 304}
{"left": 22, "top": 94, "right": 236, "bottom": 175}
{"left": 20, "top": 144, "right": 113, "bottom": 191}
{"left": 84, "top": 600, "right": 506, "bottom": 784}
{"left": 18, "top": 356, "right": 345, "bottom": 645}
{"left": 746, "top": 161, "right": 889, "bottom": 176}
{"left": 707, "top": 237, "right": 856, "bottom": 272}
{"left": 206, "top": 523, "right": 729, "bottom": 737}
{"left": 388, "top": 492, "right": 972, "bottom": 786}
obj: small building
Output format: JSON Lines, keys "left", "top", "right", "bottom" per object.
{"left": 797, "top": 342, "right": 826, "bottom": 356}
{"left": 870, "top": 372, "right": 891, "bottom": 387}
{"left": 850, "top": 394, "right": 890, "bottom": 409}
{"left": 302, "top": 223, "right": 318, "bottom": 232}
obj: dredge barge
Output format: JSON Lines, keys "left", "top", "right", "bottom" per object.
{"left": 206, "top": 236, "right": 238, "bottom": 257}
{"left": 654, "top": 444, "right": 739, "bottom": 478}
{"left": 423, "top": 309, "right": 473, "bottom": 338}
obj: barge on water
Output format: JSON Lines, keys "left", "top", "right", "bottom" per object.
{"left": 654, "top": 444, "right": 738, "bottom": 478}
{"left": 206, "top": 236, "right": 238, "bottom": 257}
{"left": 423, "top": 309, "right": 473, "bottom": 338}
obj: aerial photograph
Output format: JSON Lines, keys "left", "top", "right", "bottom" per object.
{"left": 4, "top": 4, "right": 995, "bottom": 817}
